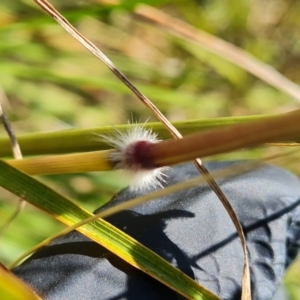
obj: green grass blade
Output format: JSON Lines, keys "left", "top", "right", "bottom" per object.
{"left": 0, "top": 115, "right": 274, "bottom": 157}
{"left": 0, "top": 159, "right": 219, "bottom": 300}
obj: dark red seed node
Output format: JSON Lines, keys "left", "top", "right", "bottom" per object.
{"left": 125, "top": 140, "right": 156, "bottom": 170}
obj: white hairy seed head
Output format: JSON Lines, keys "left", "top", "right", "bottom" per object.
{"left": 99, "top": 125, "right": 169, "bottom": 191}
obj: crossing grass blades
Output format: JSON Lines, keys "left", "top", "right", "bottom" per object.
{"left": 0, "top": 1, "right": 300, "bottom": 300}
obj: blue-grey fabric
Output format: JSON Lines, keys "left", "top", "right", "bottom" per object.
{"left": 13, "top": 161, "right": 300, "bottom": 300}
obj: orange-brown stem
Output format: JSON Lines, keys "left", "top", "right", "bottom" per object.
{"left": 148, "top": 109, "right": 300, "bottom": 167}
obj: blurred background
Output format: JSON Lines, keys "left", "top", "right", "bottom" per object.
{"left": 0, "top": 0, "right": 299, "bottom": 298}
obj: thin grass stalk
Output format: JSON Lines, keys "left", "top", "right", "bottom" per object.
{"left": 0, "top": 104, "right": 25, "bottom": 238}
{"left": 0, "top": 114, "right": 275, "bottom": 157}
{"left": 6, "top": 110, "right": 300, "bottom": 176}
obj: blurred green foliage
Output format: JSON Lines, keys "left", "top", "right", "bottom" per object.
{"left": 0, "top": 0, "right": 300, "bottom": 298}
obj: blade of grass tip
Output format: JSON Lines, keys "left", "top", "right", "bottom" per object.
{"left": 0, "top": 103, "right": 25, "bottom": 238}
{"left": 33, "top": 1, "right": 251, "bottom": 298}
{"left": 0, "top": 263, "right": 42, "bottom": 300}
{"left": 1, "top": 160, "right": 219, "bottom": 300}
{"left": 135, "top": 4, "right": 300, "bottom": 103}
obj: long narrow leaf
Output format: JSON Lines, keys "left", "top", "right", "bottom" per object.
{"left": 0, "top": 159, "right": 219, "bottom": 300}
{"left": 0, "top": 115, "right": 274, "bottom": 157}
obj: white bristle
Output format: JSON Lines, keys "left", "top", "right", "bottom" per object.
{"left": 98, "top": 124, "right": 169, "bottom": 191}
